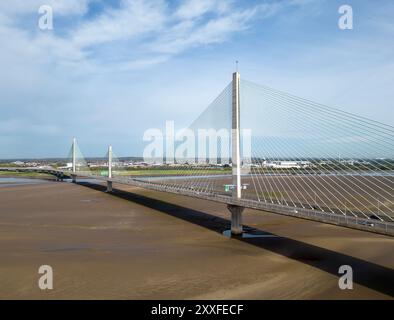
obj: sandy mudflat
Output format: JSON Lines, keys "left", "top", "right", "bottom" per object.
{"left": 0, "top": 179, "right": 393, "bottom": 299}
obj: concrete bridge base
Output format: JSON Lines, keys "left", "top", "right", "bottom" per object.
{"left": 106, "top": 181, "right": 113, "bottom": 192}
{"left": 228, "top": 204, "right": 244, "bottom": 235}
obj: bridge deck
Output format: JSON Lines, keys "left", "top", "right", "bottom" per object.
{"left": 1, "top": 167, "right": 393, "bottom": 237}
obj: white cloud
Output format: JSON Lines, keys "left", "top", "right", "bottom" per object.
{"left": 0, "top": 0, "right": 294, "bottom": 74}
{"left": 73, "top": 0, "right": 168, "bottom": 48}
{"left": 175, "top": 0, "right": 232, "bottom": 20}
{"left": 69, "top": 0, "right": 281, "bottom": 65}
{"left": 149, "top": 2, "right": 283, "bottom": 55}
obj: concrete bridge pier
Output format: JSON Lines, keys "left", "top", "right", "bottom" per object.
{"left": 106, "top": 181, "right": 113, "bottom": 192}
{"left": 228, "top": 204, "right": 244, "bottom": 235}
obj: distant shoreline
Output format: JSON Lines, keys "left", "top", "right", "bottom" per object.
{"left": 0, "top": 171, "right": 56, "bottom": 180}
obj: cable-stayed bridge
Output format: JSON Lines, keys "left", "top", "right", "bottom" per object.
{"left": 1, "top": 73, "right": 393, "bottom": 237}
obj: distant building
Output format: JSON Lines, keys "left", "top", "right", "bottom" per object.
{"left": 319, "top": 160, "right": 333, "bottom": 165}
{"left": 340, "top": 159, "right": 355, "bottom": 165}
{"left": 262, "top": 160, "right": 311, "bottom": 169}
{"left": 57, "top": 163, "right": 73, "bottom": 170}
{"left": 25, "top": 162, "right": 38, "bottom": 167}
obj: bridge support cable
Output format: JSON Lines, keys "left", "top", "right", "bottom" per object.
{"left": 239, "top": 79, "right": 394, "bottom": 223}
{"left": 252, "top": 115, "right": 381, "bottom": 219}
{"left": 181, "top": 83, "right": 232, "bottom": 194}
{"left": 250, "top": 91, "right": 393, "bottom": 220}
{"left": 142, "top": 82, "right": 233, "bottom": 195}
{"left": 245, "top": 87, "right": 390, "bottom": 220}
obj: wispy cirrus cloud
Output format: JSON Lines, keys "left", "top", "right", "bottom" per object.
{"left": 72, "top": 0, "right": 168, "bottom": 48}
{"left": 67, "top": 0, "right": 282, "bottom": 70}
{"left": 0, "top": 0, "right": 300, "bottom": 72}
{"left": 150, "top": 4, "right": 277, "bottom": 54}
{"left": 175, "top": 0, "right": 232, "bottom": 20}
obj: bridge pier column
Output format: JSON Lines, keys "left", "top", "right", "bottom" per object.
{"left": 228, "top": 204, "right": 244, "bottom": 235}
{"left": 106, "top": 181, "right": 113, "bottom": 192}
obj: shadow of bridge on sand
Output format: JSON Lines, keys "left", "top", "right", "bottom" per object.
{"left": 78, "top": 181, "right": 394, "bottom": 297}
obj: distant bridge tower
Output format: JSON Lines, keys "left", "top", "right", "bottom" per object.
{"left": 107, "top": 145, "right": 113, "bottom": 192}
{"left": 71, "top": 137, "right": 77, "bottom": 183}
{"left": 72, "top": 137, "right": 76, "bottom": 173}
{"left": 228, "top": 72, "right": 244, "bottom": 235}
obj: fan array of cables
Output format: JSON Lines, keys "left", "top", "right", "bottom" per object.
{"left": 67, "top": 77, "right": 394, "bottom": 223}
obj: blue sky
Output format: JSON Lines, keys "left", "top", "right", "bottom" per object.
{"left": 0, "top": 0, "right": 393, "bottom": 159}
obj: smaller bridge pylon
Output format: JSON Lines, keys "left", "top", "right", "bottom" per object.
{"left": 106, "top": 145, "right": 113, "bottom": 192}
{"left": 72, "top": 137, "right": 77, "bottom": 183}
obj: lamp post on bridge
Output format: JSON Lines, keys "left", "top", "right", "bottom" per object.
{"left": 227, "top": 71, "right": 245, "bottom": 235}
